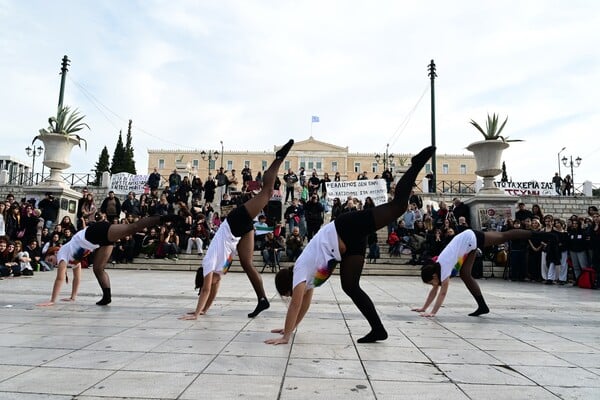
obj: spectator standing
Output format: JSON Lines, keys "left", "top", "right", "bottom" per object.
{"left": 562, "top": 174, "right": 573, "bottom": 196}
{"left": 38, "top": 192, "right": 59, "bottom": 230}
{"left": 515, "top": 202, "right": 534, "bottom": 222}
{"left": 121, "top": 192, "right": 141, "bottom": 217}
{"left": 568, "top": 218, "right": 588, "bottom": 284}
{"left": 451, "top": 197, "right": 470, "bottom": 226}
{"left": 304, "top": 194, "right": 324, "bottom": 241}
{"left": 0, "top": 203, "right": 6, "bottom": 236}
{"left": 168, "top": 169, "right": 182, "bottom": 193}
{"left": 203, "top": 174, "right": 216, "bottom": 206}
{"left": 100, "top": 191, "right": 122, "bottom": 222}
{"left": 80, "top": 193, "right": 97, "bottom": 227}
{"left": 552, "top": 173, "right": 563, "bottom": 195}
{"left": 228, "top": 169, "right": 239, "bottom": 194}
{"left": 215, "top": 167, "right": 229, "bottom": 207}
{"left": 147, "top": 167, "right": 161, "bottom": 194}
{"left": 283, "top": 168, "right": 298, "bottom": 203}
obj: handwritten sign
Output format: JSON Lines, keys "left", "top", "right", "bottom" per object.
{"left": 326, "top": 179, "right": 388, "bottom": 206}
{"left": 494, "top": 181, "right": 557, "bottom": 196}
{"left": 109, "top": 173, "right": 149, "bottom": 195}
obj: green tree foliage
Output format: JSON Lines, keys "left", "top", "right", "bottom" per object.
{"left": 124, "top": 119, "right": 137, "bottom": 174}
{"left": 93, "top": 146, "right": 110, "bottom": 185}
{"left": 110, "top": 131, "right": 127, "bottom": 174}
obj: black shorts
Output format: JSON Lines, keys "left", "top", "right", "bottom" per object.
{"left": 334, "top": 209, "right": 376, "bottom": 257}
{"left": 474, "top": 230, "right": 485, "bottom": 250}
{"left": 226, "top": 206, "right": 254, "bottom": 237}
{"left": 84, "top": 221, "right": 113, "bottom": 246}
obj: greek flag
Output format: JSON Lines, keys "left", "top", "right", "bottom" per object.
{"left": 311, "top": 116, "right": 320, "bottom": 123}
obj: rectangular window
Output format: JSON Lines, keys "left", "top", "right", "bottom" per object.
{"left": 331, "top": 161, "right": 338, "bottom": 172}
{"left": 425, "top": 163, "right": 431, "bottom": 173}
{"left": 209, "top": 159, "right": 216, "bottom": 171}
{"left": 284, "top": 160, "right": 290, "bottom": 170}
{"left": 442, "top": 164, "right": 449, "bottom": 174}
{"left": 158, "top": 159, "right": 165, "bottom": 169}
{"left": 300, "top": 157, "right": 323, "bottom": 172}
{"left": 244, "top": 160, "right": 250, "bottom": 168}
{"left": 372, "top": 162, "right": 378, "bottom": 173}
{"left": 192, "top": 159, "right": 199, "bottom": 169}
{"left": 227, "top": 160, "right": 233, "bottom": 171}
{"left": 460, "top": 164, "right": 467, "bottom": 174}
{"left": 262, "top": 160, "right": 268, "bottom": 171}
{"left": 354, "top": 162, "right": 360, "bottom": 173}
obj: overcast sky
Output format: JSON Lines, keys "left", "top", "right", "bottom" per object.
{"left": 1, "top": 0, "right": 599, "bottom": 183}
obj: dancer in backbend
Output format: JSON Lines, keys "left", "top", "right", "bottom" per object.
{"left": 179, "top": 139, "right": 294, "bottom": 320}
{"left": 37, "top": 213, "right": 181, "bottom": 306}
{"left": 413, "top": 228, "right": 556, "bottom": 317}
{"left": 265, "top": 146, "right": 435, "bottom": 345}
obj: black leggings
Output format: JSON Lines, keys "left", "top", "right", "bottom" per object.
{"left": 334, "top": 148, "right": 430, "bottom": 332}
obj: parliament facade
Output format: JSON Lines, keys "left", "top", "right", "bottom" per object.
{"left": 147, "top": 136, "right": 477, "bottom": 183}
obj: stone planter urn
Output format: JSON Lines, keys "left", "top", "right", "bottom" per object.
{"left": 466, "top": 140, "right": 509, "bottom": 195}
{"left": 39, "top": 133, "right": 80, "bottom": 186}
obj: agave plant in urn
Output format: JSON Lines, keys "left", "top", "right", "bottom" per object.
{"left": 33, "top": 105, "right": 89, "bottom": 186}
{"left": 467, "top": 113, "right": 522, "bottom": 194}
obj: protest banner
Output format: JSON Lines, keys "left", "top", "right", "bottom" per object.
{"left": 109, "top": 173, "right": 149, "bottom": 195}
{"left": 325, "top": 179, "right": 388, "bottom": 207}
{"left": 494, "top": 181, "right": 557, "bottom": 196}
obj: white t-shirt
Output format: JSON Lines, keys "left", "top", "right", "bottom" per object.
{"left": 56, "top": 228, "right": 100, "bottom": 267}
{"left": 437, "top": 229, "right": 477, "bottom": 281}
{"left": 202, "top": 219, "right": 240, "bottom": 276}
{"left": 292, "top": 222, "right": 341, "bottom": 290}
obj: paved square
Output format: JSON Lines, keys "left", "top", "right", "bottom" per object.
{"left": 0, "top": 269, "right": 598, "bottom": 399}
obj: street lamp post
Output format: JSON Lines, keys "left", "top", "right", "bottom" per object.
{"left": 200, "top": 149, "right": 219, "bottom": 176}
{"left": 25, "top": 145, "right": 43, "bottom": 184}
{"left": 557, "top": 147, "right": 566, "bottom": 177}
{"left": 374, "top": 143, "right": 394, "bottom": 172}
{"left": 220, "top": 140, "right": 224, "bottom": 169}
{"left": 561, "top": 155, "right": 582, "bottom": 195}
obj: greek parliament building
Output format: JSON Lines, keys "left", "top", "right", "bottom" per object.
{"left": 147, "top": 136, "right": 477, "bottom": 184}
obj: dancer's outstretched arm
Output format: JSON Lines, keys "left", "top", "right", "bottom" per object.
{"left": 265, "top": 282, "right": 313, "bottom": 345}
{"left": 416, "top": 279, "right": 449, "bottom": 317}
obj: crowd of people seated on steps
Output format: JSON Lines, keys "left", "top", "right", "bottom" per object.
{"left": 3, "top": 165, "right": 600, "bottom": 289}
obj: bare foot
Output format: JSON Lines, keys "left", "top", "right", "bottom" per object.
{"left": 37, "top": 301, "right": 55, "bottom": 307}
{"left": 179, "top": 314, "right": 198, "bottom": 320}
{"left": 61, "top": 298, "right": 75, "bottom": 302}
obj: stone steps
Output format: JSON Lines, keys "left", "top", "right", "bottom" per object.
{"left": 107, "top": 252, "right": 501, "bottom": 278}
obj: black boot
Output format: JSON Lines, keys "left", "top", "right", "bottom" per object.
{"left": 96, "top": 287, "right": 112, "bottom": 306}
{"left": 276, "top": 139, "right": 294, "bottom": 160}
{"left": 468, "top": 295, "right": 489, "bottom": 316}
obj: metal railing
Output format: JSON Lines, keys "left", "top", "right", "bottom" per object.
{"left": 6, "top": 172, "right": 97, "bottom": 187}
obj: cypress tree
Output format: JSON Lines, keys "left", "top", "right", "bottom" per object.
{"left": 111, "top": 131, "right": 127, "bottom": 174}
{"left": 125, "top": 119, "right": 137, "bottom": 174}
{"left": 93, "top": 146, "right": 110, "bottom": 185}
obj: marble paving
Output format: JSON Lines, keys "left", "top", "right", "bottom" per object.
{"left": 0, "top": 268, "right": 598, "bottom": 399}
